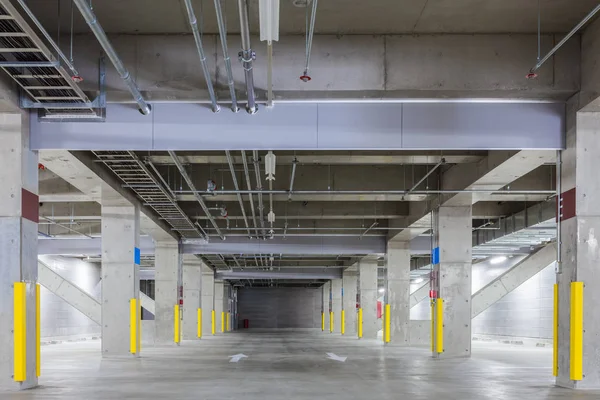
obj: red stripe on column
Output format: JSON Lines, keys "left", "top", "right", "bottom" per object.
{"left": 559, "top": 188, "right": 576, "bottom": 222}
{"left": 22, "top": 188, "right": 39, "bottom": 223}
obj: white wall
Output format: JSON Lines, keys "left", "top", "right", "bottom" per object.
{"left": 410, "top": 255, "right": 555, "bottom": 339}
{"left": 38, "top": 255, "right": 101, "bottom": 339}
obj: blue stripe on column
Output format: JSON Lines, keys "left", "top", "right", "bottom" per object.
{"left": 134, "top": 247, "right": 141, "bottom": 265}
{"left": 432, "top": 247, "right": 440, "bottom": 265}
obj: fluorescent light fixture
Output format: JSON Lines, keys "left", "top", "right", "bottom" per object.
{"left": 490, "top": 256, "right": 507, "bottom": 265}
{"left": 414, "top": 277, "right": 424, "bottom": 284}
{"left": 378, "top": 288, "right": 385, "bottom": 293}
{"left": 259, "top": 0, "right": 280, "bottom": 42}
{"left": 265, "top": 150, "right": 276, "bottom": 180}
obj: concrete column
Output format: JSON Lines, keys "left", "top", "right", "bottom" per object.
{"left": 322, "top": 281, "right": 331, "bottom": 332}
{"left": 0, "top": 113, "right": 38, "bottom": 390}
{"left": 359, "top": 259, "right": 379, "bottom": 339}
{"left": 331, "top": 279, "right": 343, "bottom": 333}
{"left": 387, "top": 240, "right": 410, "bottom": 346}
{"left": 342, "top": 268, "right": 358, "bottom": 336}
{"left": 201, "top": 265, "right": 214, "bottom": 336}
{"left": 556, "top": 109, "right": 600, "bottom": 389}
{"left": 433, "top": 202, "right": 472, "bottom": 358}
{"left": 154, "top": 241, "right": 179, "bottom": 344}
{"left": 101, "top": 182, "right": 140, "bottom": 356}
{"left": 182, "top": 256, "right": 203, "bottom": 339}
{"left": 214, "top": 281, "right": 224, "bottom": 334}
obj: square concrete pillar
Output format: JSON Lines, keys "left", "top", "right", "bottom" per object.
{"left": 387, "top": 240, "right": 410, "bottom": 346}
{"left": 359, "top": 259, "right": 379, "bottom": 339}
{"left": 322, "top": 281, "right": 331, "bottom": 332}
{"left": 342, "top": 268, "right": 358, "bottom": 336}
{"left": 154, "top": 241, "right": 179, "bottom": 344}
{"left": 331, "top": 279, "right": 343, "bottom": 333}
{"left": 182, "top": 256, "right": 203, "bottom": 339}
{"left": 556, "top": 109, "right": 600, "bottom": 389}
{"left": 0, "top": 113, "right": 38, "bottom": 390}
{"left": 101, "top": 183, "right": 140, "bottom": 357}
{"left": 214, "top": 281, "right": 224, "bottom": 334}
{"left": 432, "top": 202, "right": 472, "bottom": 358}
{"left": 201, "top": 265, "right": 214, "bottom": 336}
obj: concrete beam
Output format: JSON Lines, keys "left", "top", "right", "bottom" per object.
{"left": 140, "top": 292, "right": 155, "bottom": 315}
{"left": 38, "top": 260, "right": 101, "bottom": 325}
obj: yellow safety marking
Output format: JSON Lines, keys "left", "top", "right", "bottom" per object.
{"left": 553, "top": 284, "right": 558, "bottom": 377}
{"left": 341, "top": 310, "right": 345, "bottom": 335}
{"left": 385, "top": 304, "right": 391, "bottom": 343}
{"left": 430, "top": 300, "right": 434, "bottom": 352}
{"left": 358, "top": 308, "right": 363, "bottom": 338}
{"left": 226, "top": 312, "right": 231, "bottom": 332}
{"left": 197, "top": 308, "right": 202, "bottom": 338}
{"left": 436, "top": 299, "right": 444, "bottom": 354}
{"left": 36, "top": 283, "right": 41, "bottom": 377}
{"left": 14, "top": 282, "right": 26, "bottom": 382}
{"left": 129, "top": 298, "right": 138, "bottom": 354}
{"left": 321, "top": 312, "right": 325, "bottom": 331}
{"left": 174, "top": 304, "right": 180, "bottom": 344}
{"left": 570, "top": 282, "right": 583, "bottom": 381}
{"left": 212, "top": 310, "right": 216, "bottom": 335}
{"left": 221, "top": 311, "right": 225, "bottom": 333}
{"left": 330, "top": 311, "right": 334, "bottom": 333}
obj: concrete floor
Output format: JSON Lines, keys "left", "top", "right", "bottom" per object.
{"left": 2, "top": 331, "right": 600, "bottom": 399}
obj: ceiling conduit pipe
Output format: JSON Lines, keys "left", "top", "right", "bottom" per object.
{"left": 242, "top": 151, "right": 260, "bottom": 238}
{"left": 214, "top": 0, "right": 239, "bottom": 112}
{"left": 71, "top": 0, "right": 150, "bottom": 115}
{"left": 183, "top": 0, "right": 220, "bottom": 112}
{"left": 168, "top": 151, "right": 225, "bottom": 240}
{"left": 527, "top": 3, "right": 600, "bottom": 78}
{"left": 288, "top": 158, "right": 298, "bottom": 201}
{"left": 253, "top": 150, "right": 267, "bottom": 238}
{"left": 237, "top": 0, "right": 258, "bottom": 114}
{"left": 225, "top": 150, "right": 251, "bottom": 237}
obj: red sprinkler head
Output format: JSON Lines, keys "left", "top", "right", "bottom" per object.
{"left": 71, "top": 75, "right": 84, "bottom": 83}
{"left": 526, "top": 72, "right": 538, "bottom": 80}
{"left": 299, "top": 75, "right": 311, "bottom": 82}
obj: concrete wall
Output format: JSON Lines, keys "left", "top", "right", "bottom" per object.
{"left": 38, "top": 255, "right": 101, "bottom": 339}
{"left": 237, "top": 287, "right": 322, "bottom": 329}
{"left": 411, "top": 255, "right": 554, "bottom": 340}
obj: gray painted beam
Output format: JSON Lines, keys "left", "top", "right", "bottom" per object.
{"left": 38, "top": 260, "right": 101, "bottom": 325}
{"left": 31, "top": 103, "right": 564, "bottom": 151}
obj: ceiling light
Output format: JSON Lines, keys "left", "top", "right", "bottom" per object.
{"left": 378, "top": 288, "right": 385, "bottom": 293}
{"left": 490, "top": 256, "right": 507, "bottom": 265}
{"left": 265, "top": 150, "right": 276, "bottom": 180}
{"left": 259, "top": 0, "right": 279, "bottom": 42}
{"left": 414, "top": 277, "right": 424, "bottom": 284}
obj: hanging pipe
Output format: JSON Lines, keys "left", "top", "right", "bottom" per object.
{"left": 300, "top": 0, "right": 318, "bottom": 82}
{"left": 241, "top": 150, "right": 260, "bottom": 238}
{"left": 253, "top": 150, "right": 267, "bottom": 237}
{"left": 225, "top": 151, "right": 251, "bottom": 237}
{"left": 288, "top": 158, "right": 298, "bottom": 201}
{"left": 214, "top": 0, "right": 239, "bottom": 112}
{"left": 72, "top": 0, "right": 150, "bottom": 114}
{"left": 528, "top": 4, "right": 600, "bottom": 78}
{"left": 182, "top": 0, "right": 220, "bottom": 112}
{"left": 237, "top": 0, "right": 258, "bottom": 113}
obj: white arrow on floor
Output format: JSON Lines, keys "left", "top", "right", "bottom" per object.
{"left": 229, "top": 354, "right": 248, "bottom": 363}
{"left": 326, "top": 352, "right": 347, "bottom": 362}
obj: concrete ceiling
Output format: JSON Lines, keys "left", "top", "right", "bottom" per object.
{"left": 27, "top": 0, "right": 600, "bottom": 35}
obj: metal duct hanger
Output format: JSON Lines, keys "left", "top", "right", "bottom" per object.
{"left": 300, "top": 0, "right": 318, "bottom": 82}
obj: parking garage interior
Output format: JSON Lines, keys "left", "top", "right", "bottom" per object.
{"left": 1, "top": 0, "right": 600, "bottom": 399}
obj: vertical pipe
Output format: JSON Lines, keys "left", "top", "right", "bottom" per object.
{"left": 182, "top": 0, "right": 220, "bottom": 112}
{"left": 214, "top": 0, "right": 239, "bottom": 112}
{"left": 13, "top": 282, "right": 26, "bottom": 382}
{"left": 129, "top": 298, "right": 138, "bottom": 354}
{"left": 385, "top": 304, "right": 391, "bottom": 343}
{"left": 341, "top": 310, "right": 345, "bottom": 335}
{"left": 570, "top": 282, "right": 583, "bottom": 381}
{"left": 553, "top": 284, "right": 558, "bottom": 377}
{"left": 198, "top": 308, "right": 202, "bottom": 338}
{"left": 436, "top": 299, "right": 444, "bottom": 354}
{"left": 36, "top": 283, "right": 40, "bottom": 378}
{"left": 212, "top": 310, "right": 216, "bottom": 335}
{"left": 237, "top": 0, "right": 258, "bottom": 113}
{"left": 358, "top": 308, "right": 363, "bottom": 338}
{"left": 174, "top": 305, "right": 180, "bottom": 344}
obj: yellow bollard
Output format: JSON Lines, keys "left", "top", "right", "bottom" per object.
{"left": 221, "top": 311, "right": 225, "bottom": 333}
{"left": 129, "top": 298, "right": 138, "bottom": 354}
{"left": 197, "top": 308, "right": 202, "bottom": 338}
{"left": 174, "top": 304, "right": 180, "bottom": 344}
{"left": 570, "top": 282, "right": 583, "bottom": 381}
{"left": 211, "top": 310, "right": 216, "bottom": 335}
{"left": 435, "top": 299, "right": 444, "bottom": 354}
{"left": 226, "top": 312, "right": 231, "bottom": 332}
{"left": 330, "top": 311, "right": 334, "bottom": 333}
{"left": 385, "top": 304, "right": 391, "bottom": 343}
{"left": 321, "top": 312, "right": 325, "bottom": 331}
{"left": 36, "top": 283, "right": 41, "bottom": 377}
{"left": 553, "top": 285, "right": 558, "bottom": 377}
{"left": 341, "top": 310, "right": 345, "bottom": 335}
{"left": 358, "top": 308, "right": 363, "bottom": 338}
{"left": 14, "top": 282, "right": 26, "bottom": 382}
